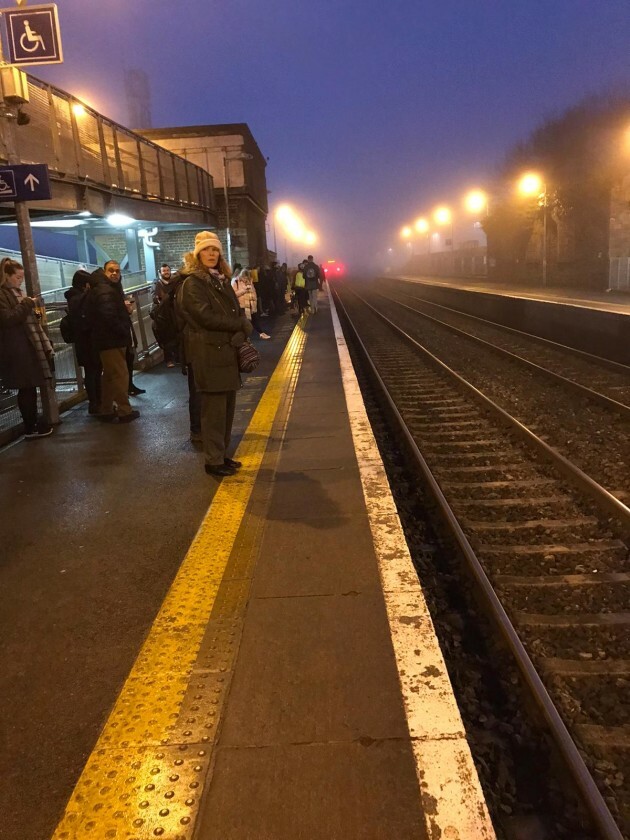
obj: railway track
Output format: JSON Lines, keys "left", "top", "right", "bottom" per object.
{"left": 334, "top": 283, "right": 630, "bottom": 839}
{"left": 361, "top": 281, "right": 629, "bottom": 504}
{"left": 379, "top": 279, "right": 630, "bottom": 416}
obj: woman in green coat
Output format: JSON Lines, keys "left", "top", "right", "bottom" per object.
{"left": 178, "top": 231, "right": 252, "bottom": 477}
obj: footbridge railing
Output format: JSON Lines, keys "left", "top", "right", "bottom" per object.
{"left": 0, "top": 74, "right": 215, "bottom": 214}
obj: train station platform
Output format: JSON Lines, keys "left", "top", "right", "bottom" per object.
{"left": 0, "top": 291, "right": 494, "bottom": 840}
{"left": 396, "top": 274, "right": 630, "bottom": 315}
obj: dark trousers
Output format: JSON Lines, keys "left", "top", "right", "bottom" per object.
{"left": 126, "top": 346, "right": 135, "bottom": 391}
{"left": 187, "top": 364, "right": 202, "bottom": 434}
{"left": 295, "top": 288, "right": 308, "bottom": 314}
{"left": 201, "top": 390, "right": 236, "bottom": 466}
{"left": 17, "top": 387, "right": 38, "bottom": 433}
{"left": 83, "top": 362, "right": 102, "bottom": 408}
{"left": 251, "top": 312, "right": 264, "bottom": 334}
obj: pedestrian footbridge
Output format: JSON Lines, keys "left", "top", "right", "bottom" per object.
{"left": 0, "top": 73, "right": 216, "bottom": 228}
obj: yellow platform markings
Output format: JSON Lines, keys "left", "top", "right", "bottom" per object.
{"left": 52, "top": 322, "right": 308, "bottom": 840}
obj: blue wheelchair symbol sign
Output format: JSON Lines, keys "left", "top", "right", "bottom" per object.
{"left": 3, "top": 4, "right": 63, "bottom": 66}
{"left": 0, "top": 170, "right": 17, "bottom": 200}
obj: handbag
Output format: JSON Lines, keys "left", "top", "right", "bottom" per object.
{"left": 237, "top": 339, "right": 260, "bottom": 373}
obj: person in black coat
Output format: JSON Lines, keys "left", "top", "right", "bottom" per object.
{"left": 0, "top": 257, "right": 54, "bottom": 438}
{"left": 85, "top": 261, "right": 138, "bottom": 422}
{"left": 65, "top": 269, "right": 102, "bottom": 413}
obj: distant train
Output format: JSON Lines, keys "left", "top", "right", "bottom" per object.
{"left": 322, "top": 260, "right": 346, "bottom": 279}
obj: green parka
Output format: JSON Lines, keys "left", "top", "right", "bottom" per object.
{"left": 177, "top": 267, "right": 253, "bottom": 392}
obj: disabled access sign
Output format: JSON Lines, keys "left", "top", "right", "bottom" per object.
{"left": 0, "top": 164, "right": 52, "bottom": 201}
{"left": 1, "top": 3, "right": 63, "bottom": 66}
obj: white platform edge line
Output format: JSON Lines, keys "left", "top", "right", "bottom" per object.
{"left": 327, "top": 287, "right": 497, "bottom": 840}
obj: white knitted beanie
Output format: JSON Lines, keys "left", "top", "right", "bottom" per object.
{"left": 193, "top": 230, "right": 223, "bottom": 258}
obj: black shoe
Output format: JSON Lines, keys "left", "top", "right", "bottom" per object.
{"left": 118, "top": 410, "right": 140, "bottom": 423}
{"left": 224, "top": 458, "right": 242, "bottom": 469}
{"left": 128, "top": 386, "right": 146, "bottom": 395}
{"left": 24, "top": 426, "right": 53, "bottom": 439}
{"left": 205, "top": 463, "right": 236, "bottom": 477}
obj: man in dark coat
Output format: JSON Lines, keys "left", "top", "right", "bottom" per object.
{"left": 302, "top": 255, "right": 321, "bottom": 313}
{"left": 65, "top": 269, "right": 102, "bottom": 413}
{"left": 85, "top": 260, "right": 139, "bottom": 422}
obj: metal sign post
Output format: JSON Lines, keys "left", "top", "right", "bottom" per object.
{"left": 0, "top": 2, "right": 64, "bottom": 424}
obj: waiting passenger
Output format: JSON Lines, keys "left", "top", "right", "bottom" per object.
{"left": 152, "top": 263, "right": 179, "bottom": 367}
{"left": 124, "top": 295, "right": 146, "bottom": 396}
{"left": 0, "top": 257, "right": 54, "bottom": 438}
{"left": 85, "top": 261, "right": 139, "bottom": 423}
{"left": 232, "top": 269, "right": 270, "bottom": 339}
{"left": 292, "top": 262, "right": 308, "bottom": 316}
{"left": 302, "top": 254, "right": 321, "bottom": 313}
{"left": 65, "top": 269, "right": 102, "bottom": 414}
{"left": 177, "top": 231, "right": 252, "bottom": 477}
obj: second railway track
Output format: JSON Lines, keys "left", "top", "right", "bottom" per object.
{"left": 334, "top": 281, "right": 630, "bottom": 838}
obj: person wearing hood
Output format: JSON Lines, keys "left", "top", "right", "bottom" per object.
{"left": 65, "top": 269, "right": 102, "bottom": 413}
{"left": 177, "top": 231, "right": 252, "bottom": 477}
{"left": 85, "top": 260, "right": 139, "bottom": 423}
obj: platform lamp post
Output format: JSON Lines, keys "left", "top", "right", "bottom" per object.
{"left": 518, "top": 172, "right": 547, "bottom": 287}
{"left": 400, "top": 225, "right": 413, "bottom": 261}
{"left": 221, "top": 149, "right": 253, "bottom": 267}
{"left": 414, "top": 217, "right": 430, "bottom": 253}
{"left": 433, "top": 206, "right": 453, "bottom": 251}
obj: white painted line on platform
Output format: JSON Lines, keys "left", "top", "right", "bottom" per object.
{"left": 328, "top": 286, "right": 496, "bottom": 840}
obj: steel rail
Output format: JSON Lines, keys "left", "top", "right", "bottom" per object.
{"left": 332, "top": 285, "right": 624, "bottom": 840}
{"left": 376, "top": 289, "right": 630, "bottom": 420}
{"left": 387, "top": 280, "right": 630, "bottom": 375}
{"left": 356, "top": 288, "right": 630, "bottom": 527}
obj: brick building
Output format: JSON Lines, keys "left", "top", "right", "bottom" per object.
{"left": 138, "top": 124, "right": 269, "bottom": 269}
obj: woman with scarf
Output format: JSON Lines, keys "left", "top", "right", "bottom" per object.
{"left": 231, "top": 268, "right": 270, "bottom": 339}
{"left": 177, "top": 231, "right": 252, "bottom": 477}
{"left": 0, "top": 258, "right": 54, "bottom": 438}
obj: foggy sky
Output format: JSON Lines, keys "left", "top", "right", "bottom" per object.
{"left": 32, "top": 0, "right": 630, "bottom": 268}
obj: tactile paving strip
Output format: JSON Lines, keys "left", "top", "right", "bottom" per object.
{"left": 53, "top": 324, "right": 308, "bottom": 838}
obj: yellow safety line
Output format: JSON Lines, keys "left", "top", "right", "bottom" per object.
{"left": 52, "top": 321, "right": 308, "bottom": 839}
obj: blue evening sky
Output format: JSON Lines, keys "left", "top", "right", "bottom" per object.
{"left": 33, "top": 0, "right": 630, "bottom": 267}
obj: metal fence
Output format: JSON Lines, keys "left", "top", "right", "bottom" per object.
{"left": 0, "top": 74, "right": 215, "bottom": 212}
{"left": 0, "top": 283, "right": 160, "bottom": 440}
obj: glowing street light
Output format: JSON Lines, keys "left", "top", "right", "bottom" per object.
{"left": 72, "top": 102, "right": 86, "bottom": 118}
{"left": 414, "top": 217, "right": 429, "bottom": 233}
{"left": 433, "top": 206, "right": 451, "bottom": 225}
{"left": 464, "top": 189, "right": 487, "bottom": 215}
{"left": 518, "top": 172, "right": 543, "bottom": 197}
{"left": 433, "top": 206, "right": 453, "bottom": 251}
{"left": 400, "top": 226, "right": 412, "bottom": 239}
{"left": 517, "top": 171, "right": 548, "bottom": 287}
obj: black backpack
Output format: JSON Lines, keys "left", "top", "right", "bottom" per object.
{"left": 59, "top": 312, "right": 75, "bottom": 344}
{"left": 305, "top": 264, "right": 317, "bottom": 280}
{"left": 153, "top": 285, "right": 179, "bottom": 347}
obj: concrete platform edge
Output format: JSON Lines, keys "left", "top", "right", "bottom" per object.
{"left": 327, "top": 285, "right": 497, "bottom": 839}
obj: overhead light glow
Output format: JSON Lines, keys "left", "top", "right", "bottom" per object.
{"left": 275, "top": 204, "right": 318, "bottom": 245}
{"left": 414, "top": 217, "right": 429, "bottom": 234}
{"left": 433, "top": 206, "right": 451, "bottom": 225}
{"left": 518, "top": 172, "right": 543, "bottom": 197}
{"left": 464, "top": 190, "right": 487, "bottom": 214}
{"left": 106, "top": 213, "right": 135, "bottom": 227}
{"left": 72, "top": 103, "right": 87, "bottom": 118}
{"left": 400, "top": 226, "right": 412, "bottom": 239}
{"left": 31, "top": 219, "right": 86, "bottom": 228}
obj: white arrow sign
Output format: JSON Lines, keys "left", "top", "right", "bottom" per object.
{"left": 24, "top": 173, "right": 40, "bottom": 191}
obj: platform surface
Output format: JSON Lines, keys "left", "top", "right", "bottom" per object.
{"left": 1, "top": 292, "right": 494, "bottom": 840}
{"left": 396, "top": 273, "right": 630, "bottom": 315}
